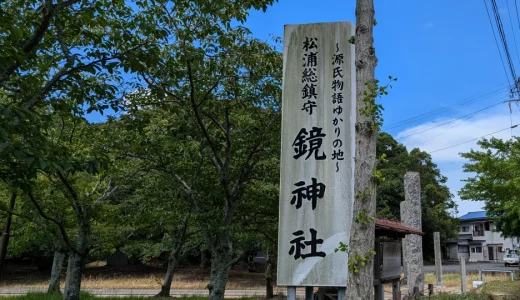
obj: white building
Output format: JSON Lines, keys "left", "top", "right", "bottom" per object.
{"left": 446, "top": 211, "right": 520, "bottom": 262}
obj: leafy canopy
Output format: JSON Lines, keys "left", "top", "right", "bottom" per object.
{"left": 460, "top": 137, "right": 520, "bottom": 237}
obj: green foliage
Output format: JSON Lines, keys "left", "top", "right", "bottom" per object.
{"left": 1, "top": 0, "right": 282, "bottom": 295}
{"left": 356, "top": 187, "right": 371, "bottom": 201}
{"left": 354, "top": 208, "right": 375, "bottom": 225}
{"left": 348, "top": 249, "right": 376, "bottom": 274}
{"left": 372, "top": 167, "right": 385, "bottom": 184}
{"left": 334, "top": 241, "right": 349, "bottom": 253}
{"left": 358, "top": 77, "right": 397, "bottom": 131}
{"left": 348, "top": 36, "right": 356, "bottom": 44}
{"left": 0, "top": 0, "right": 140, "bottom": 113}
{"left": 378, "top": 153, "right": 389, "bottom": 164}
{"left": 376, "top": 132, "right": 458, "bottom": 259}
{"left": 125, "top": 0, "right": 283, "bottom": 270}
{"left": 460, "top": 137, "right": 520, "bottom": 237}
{"left": 0, "top": 0, "right": 147, "bottom": 189}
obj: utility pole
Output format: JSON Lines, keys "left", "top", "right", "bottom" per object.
{"left": 346, "top": 0, "right": 378, "bottom": 298}
{"left": 0, "top": 191, "right": 17, "bottom": 280}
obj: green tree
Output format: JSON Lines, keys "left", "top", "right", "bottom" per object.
{"left": 107, "top": 114, "right": 203, "bottom": 297}
{"left": 130, "top": 2, "right": 281, "bottom": 298}
{"left": 0, "top": 1, "right": 152, "bottom": 285}
{"left": 18, "top": 117, "right": 122, "bottom": 300}
{"left": 0, "top": 0, "right": 147, "bottom": 182}
{"left": 460, "top": 137, "right": 520, "bottom": 237}
{"left": 376, "top": 133, "right": 458, "bottom": 259}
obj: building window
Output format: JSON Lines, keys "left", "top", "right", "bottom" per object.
{"left": 475, "top": 247, "right": 482, "bottom": 253}
{"left": 499, "top": 247, "right": 505, "bottom": 252}
{"left": 485, "top": 222, "right": 490, "bottom": 231}
{"left": 458, "top": 246, "right": 469, "bottom": 253}
{"left": 461, "top": 226, "right": 468, "bottom": 232}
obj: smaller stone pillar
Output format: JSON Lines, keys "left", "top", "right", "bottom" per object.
{"left": 460, "top": 256, "right": 467, "bottom": 293}
{"left": 434, "top": 232, "right": 443, "bottom": 287}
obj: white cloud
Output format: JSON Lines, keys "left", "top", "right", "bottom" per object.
{"left": 396, "top": 111, "right": 519, "bottom": 162}
{"left": 395, "top": 109, "right": 520, "bottom": 216}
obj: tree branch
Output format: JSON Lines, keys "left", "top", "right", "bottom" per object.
{"left": 186, "top": 58, "right": 224, "bottom": 170}
{"left": 25, "top": 43, "right": 148, "bottom": 109}
{"left": 201, "top": 111, "right": 226, "bottom": 135}
{"left": 57, "top": 171, "right": 80, "bottom": 205}
{"left": 0, "top": 0, "right": 80, "bottom": 84}
{"left": 118, "top": 153, "right": 193, "bottom": 195}
{"left": 198, "top": 75, "right": 224, "bottom": 106}
{"left": 231, "top": 111, "right": 280, "bottom": 196}
{"left": 93, "top": 182, "right": 118, "bottom": 206}
{"left": 26, "top": 190, "right": 81, "bottom": 255}
{"left": 86, "top": 175, "right": 106, "bottom": 198}
{"left": 55, "top": 0, "right": 81, "bottom": 10}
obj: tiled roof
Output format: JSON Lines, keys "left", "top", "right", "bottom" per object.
{"left": 460, "top": 211, "right": 487, "bottom": 220}
{"left": 375, "top": 218, "right": 424, "bottom": 235}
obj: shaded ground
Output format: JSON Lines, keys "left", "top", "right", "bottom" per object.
{"left": 1, "top": 261, "right": 267, "bottom": 290}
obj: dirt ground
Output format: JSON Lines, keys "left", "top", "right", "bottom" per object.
{"left": 3, "top": 261, "right": 514, "bottom": 298}
{"left": 1, "top": 261, "right": 269, "bottom": 290}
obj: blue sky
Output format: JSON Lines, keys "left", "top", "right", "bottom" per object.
{"left": 243, "top": 0, "right": 520, "bottom": 216}
{"left": 87, "top": 0, "right": 520, "bottom": 216}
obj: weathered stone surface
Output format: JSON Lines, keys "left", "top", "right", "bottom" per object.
{"left": 403, "top": 172, "right": 421, "bottom": 230}
{"left": 402, "top": 172, "right": 424, "bottom": 295}
{"left": 434, "top": 232, "right": 443, "bottom": 286}
{"left": 460, "top": 256, "right": 467, "bottom": 293}
{"left": 400, "top": 202, "right": 409, "bottom": 280}
{"left": 406, "top": 233, "right": 424, "bottom": 293}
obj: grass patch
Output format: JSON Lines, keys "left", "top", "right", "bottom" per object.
{"left": 418, "top": 279, "right": 520, "bottom": 299}
{"left": 424, "top": 272, "right": 512, "bottom": 291}
{"left": 419, "top": 291, "right": 490, "bottom": 299}
{"left": 480, "top": 278, "right": 520, "bottom": 295}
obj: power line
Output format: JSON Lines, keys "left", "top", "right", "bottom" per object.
{"left": 421, "top": 118, "right": 469, "bottom": 144}
{"left": 426, "top": 99, "right": 520, "bottom": 142}
{"left": 491, "top": 0, "right": 518, "bottom": 85}
{"left": 383, "top": 85, "right": 511, "bottom": 130}
{"left": 515, "top": 0, "right": 520, "bottom": 55}
{"left": 484, "top": 0, "right": 513, "bottom": 86}
{"left": 506, "top": 0, "right": 520, "bottom": 66}
{"left": 396, "top": 101, "right": 504, "bottom": 140}
{"left": 516, "top": 0, "right": 520, "bottom": 30}
{"left": 429, "top": 124, "right": 518, "bottom": 154}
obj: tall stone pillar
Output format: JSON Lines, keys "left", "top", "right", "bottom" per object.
{"left": 400, "top": 201, "right": 408, "bottom": 282}
{"left": 402, "top": 172, "right": 424, "bottom": 295}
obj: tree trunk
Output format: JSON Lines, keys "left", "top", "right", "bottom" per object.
{"left": 346, "top": 0, "right": 378, "bottom": 299}
{"left": 207, "top": 253, "right": 231, "bottom": 300}
{"left": 63, "top": 220, "right": 90, "bottom": 300}
{"left": 48, "top": 250, "right": 66, "bottom": 293}
{"left": 155, "top": 255, "right": 178, "bottom": 297}
{"left": 63, "top": 251, "right": 86, "bottom": 300}
{"left": 265, "top": 249, "right": 276, "bottom": 299}
{"left": 0, "top": 191, "right": 17, "bottom": 280}
{"left": 200, "top": 249, "right": 210, "bottom": 269}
